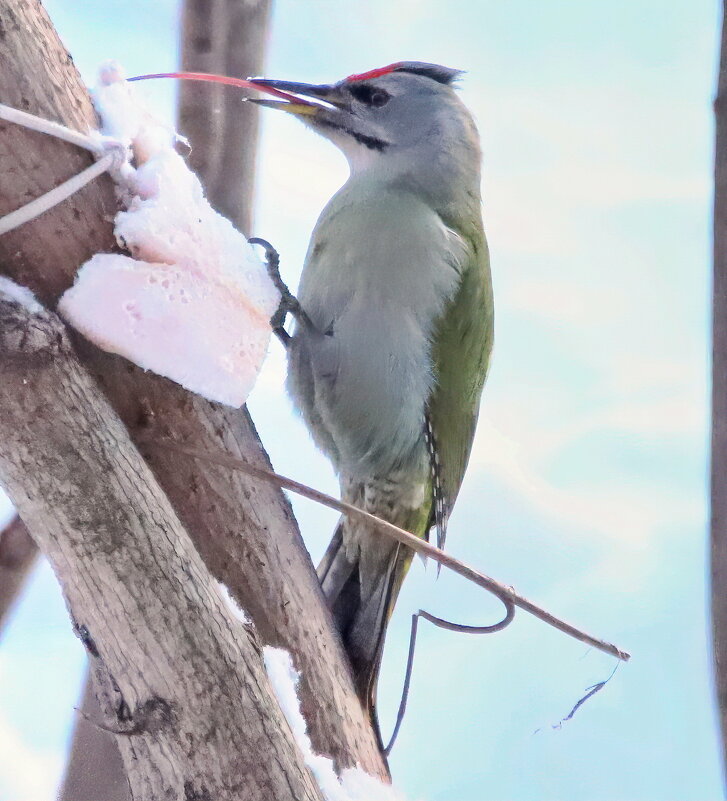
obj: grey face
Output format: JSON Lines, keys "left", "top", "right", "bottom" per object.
{"left": 247, "top": 62, "right": 473, "bottom": 162}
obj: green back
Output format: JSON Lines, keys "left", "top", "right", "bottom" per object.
{"left": 427, "top": 231, "right": 493, "bottom": 525}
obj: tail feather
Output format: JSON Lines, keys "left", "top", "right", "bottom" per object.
{"left": 318, "top": 523, "right": 354, "bottom": 602}
{"left": 319, "top": 522, "right": 361, "bottom": 637}
{"left": 317, "top": 523, "right": 413, "bottom": 741}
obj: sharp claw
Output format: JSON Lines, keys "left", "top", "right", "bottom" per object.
{"left": 248, "top": 236, "right": 317, "bottom": 340}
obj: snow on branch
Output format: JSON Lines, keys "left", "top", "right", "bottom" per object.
{"left": 0, "top": 275, "right": 43, "bottom": 314}
{"left": 265, "top": 648, "right": 410, "bottom": 801}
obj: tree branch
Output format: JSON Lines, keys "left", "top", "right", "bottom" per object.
{"left": 0, "top": 289, "right": 324, "bottom": 800}
{"left": 0, "top": 0, "right": 386, "bottom": 778}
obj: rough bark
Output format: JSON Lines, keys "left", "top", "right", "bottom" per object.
{"left": 178, "top": 0, "right": 272, "bottom": 234}
{"left": 0, "top": 0, "right": 386, "bottom": 779}
{"left": 714, "top": 0, "right": 727, "bottom": 783}
{"left": 0, "top": 291, "right": 323, "bottom": 801}
{"left": 0, "top": 0, "right": 118, "bottom": 307}
{"left": 0, "top": 515, "right": 37, "bottom": 633}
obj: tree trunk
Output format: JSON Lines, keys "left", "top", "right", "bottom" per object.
{"left": 65, "top": 3, "right": 273, "bottom": 794}
{"left": 0, "top": 290, "right": 323, "bottom": 800}
{"left": 178, "top": 0, "right": 272, "bottom": 234}
{"left": 713, "top": 0, "right": 727, "bottom": 784}
{"left": 0, "top": 0, "right": 386, "bottom": 786}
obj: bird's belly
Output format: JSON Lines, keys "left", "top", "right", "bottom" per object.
{"left": 287, "top": 295, "right": 432, "bottom": 482}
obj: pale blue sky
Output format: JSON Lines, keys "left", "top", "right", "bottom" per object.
{"left": 0, "top": 1, "right": 721, "bottom": 799}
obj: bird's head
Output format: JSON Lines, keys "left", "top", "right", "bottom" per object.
{"left": 247, "top": 62, "right": 481, "bottom": 179}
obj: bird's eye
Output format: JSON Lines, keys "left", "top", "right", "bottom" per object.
{"left": 349, "top": 84, "right": 390, "bottom": 107}
{"left": 370, "top": 91, "right": 389, "bottom": 107}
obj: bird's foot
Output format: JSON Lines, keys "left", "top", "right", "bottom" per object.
{"left": 249, "top": 237, "right": 318, "bottom": 346}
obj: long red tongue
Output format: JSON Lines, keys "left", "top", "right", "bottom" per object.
{"left": 127, "top": 71, "right": 315, "bottom": 106}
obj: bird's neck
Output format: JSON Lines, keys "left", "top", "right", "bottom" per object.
{"left": 343, "top": 147, "right": 482, "bottom": 235}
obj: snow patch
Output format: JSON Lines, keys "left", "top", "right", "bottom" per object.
{"left": 58, "top": 62, "right": 280, "bottom": 407}
{"left": 263, "top": 647, "right": 413, "bottom": 801}
{"left": 217, "top": 581, "right": 251, "bottom": 625}
{"left": 0, "top": 277, "right": 43, "bottom": 314}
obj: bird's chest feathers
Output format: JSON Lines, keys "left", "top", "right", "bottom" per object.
{"left": 290, "top": 189, "right": 464, "bottom": 477}
{"left": 299, "top": 190, "right": 462, "bottom": 347}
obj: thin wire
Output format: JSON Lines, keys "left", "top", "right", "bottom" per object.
{"left": 146, "top": 437, "right": 631, "bottom": 663}
{"left": 551, "top": 662, "right": 620, "bottom": 729}
{"left": 0, "top": 103, "right": 103, "bottom": 154}
{"left": 0, "top": 103, "right": 121, "bottom": 237}
{"left": 384, "top": 602, "right": 516, "bottom": 755}
{"left": 0, "top": 153, "right": 116, "bottom": 237}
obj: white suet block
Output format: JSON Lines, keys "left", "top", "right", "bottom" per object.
{"left": 59, "top": 63, "right": 280, "bottom": 407}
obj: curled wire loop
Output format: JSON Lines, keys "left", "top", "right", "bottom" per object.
{"left": 384, "top": 595, "right": 515, "bottom": 755}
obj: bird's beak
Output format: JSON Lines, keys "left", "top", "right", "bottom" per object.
{"left": 245, "top": 78, "right": 346, "bottom": 117}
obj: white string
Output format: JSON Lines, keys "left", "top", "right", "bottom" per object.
{"left": 0, "top": 103, "right": 122, "bottom": 237}
{"left": 0, "top": 153, "right": 116, "bottom": 237}
{"left": 0, "top": 103, "right": 103, "bottom": 154}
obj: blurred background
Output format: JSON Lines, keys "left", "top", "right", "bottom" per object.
{"left": 0, "top": 0, "right": 720, "bottom": 798}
